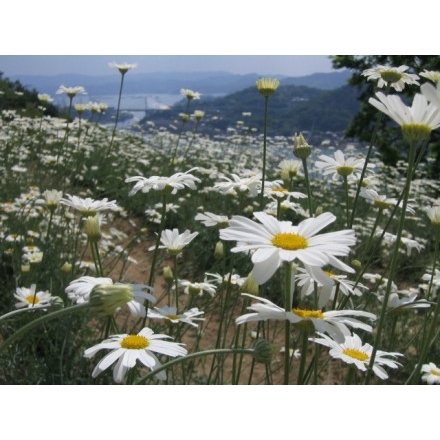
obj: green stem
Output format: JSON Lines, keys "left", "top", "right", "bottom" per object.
{"left": 349, "top": 88, "right": 387, "bottom": 228}
{"left": 408, "top": 229, "right": 440, "bottom": 383}
{"left": 107, "top": 72, "right": 126, "bottom": 156}
{"left": 259, "top": 96, "right": 269, "bottom": 209}
{"left": 148, "top": 193, "right": 168, "bottom": 288}
{"left": 343, "top": 175, "right": 350, "bottom": 228}
{"left": 284, "top": 262, "right": 292, "bottom": 385}
{"left": 301, "top": 158, "right": 314, "bottom": 217}
{"left": 135, "top": 348, "right": 254, "bottom": 385}
{"left": 0, "top": 303, "right": 89, "bottom": 357}
{"left": 0, "top": 304, "right": 55, "bottom": 325}
{"left": 365, "top": 139, "right": 417, "bottom": 384}
{"left": 297, "top": 329, "right": 309, "bottom": 385}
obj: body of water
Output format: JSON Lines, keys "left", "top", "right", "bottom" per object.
{"left": 54, "top": 93, "right": 184, "bottom": 111}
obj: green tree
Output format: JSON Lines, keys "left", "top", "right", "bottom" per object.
{"left": 0, "top": 71, "right": 59, "bottom": 117}
{"left": 331, "top": 55, "right": 440, "bottom": 176}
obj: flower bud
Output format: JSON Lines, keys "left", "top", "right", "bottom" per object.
{"left": 252, "top": 339, "right": 273, "bottom": 364}
{"left": 180, "top": 113, "right": 190, "bottom": 123}
{"left": 351, "top": 259, "right": 362, "bottom": 270}
{"left": 85, "top": 215, "right": 102, "bottom": 243}
{"left": 214, "top": 241, "right": 224, "bottom": 260}
{"left": 240, "top": 272, "right": 260, "bottom": 295}
{"left": 61, "top": 261, "right": 73, "bottom": 274}
{"left": 89, "top": 283, "right": 134, "bottom": 316}
{"left": 256, "top": 78, "right": 280, "bottom": 98}
{"left": 194, "top": 110, "right": 205, "bottom": 121}
{"left": 50, "top": 296, "right": 65, "bottom": 310}
{"left": 293, "top": 132, "right": 312, "bottom": 159}
{"left": 163, "top": 266, "right": 174, "bottom": 284}
{"left": 21, "top": 263, "right": 31, "bottom": 274}
{"left": 315, "top": 206, "right": 323, "bottom": 216}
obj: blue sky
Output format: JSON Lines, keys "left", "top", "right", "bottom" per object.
{"left": 0, "top": 55, "right": 334, "bottom": 78}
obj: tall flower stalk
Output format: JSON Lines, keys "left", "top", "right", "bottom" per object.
{"left": 365, "top": 90, "right": 440, "bottom": 383}
{"left": 293, "top": 132, "right": 313, "bottom": 217}
{"left": 107, "top": 62, "right": 137, "bottom": 156}
{"left": 170, "top": 89, "right": 201, "bottom": 167}
{"left": 256, "top": 78, "right": 279, "bottom": 209}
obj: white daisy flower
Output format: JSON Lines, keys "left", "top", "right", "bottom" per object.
{"left": 315, "top": 149, "right": 374, "bottom": 181}
{"left": 421, "top": 362, "right": 440, "bottom": 384}
{"left": 295, "top": 265, "right": 367, "bottom": 308}
{"left": 377, "top": 292, "right": 431, "bottom": 313}
{"left": 66, "top": 276, "right": 113, "bottom": 304}
{"left": 219, "top": 211, "right": 356, "bottom": 285}
{"left": 108, "top": 62, "right": 137, "bottom": 74}
{"left": 421, "top": 81, "right": 440, "bottom": 111}
{"left": 426, "top": 204, "right": 440, "bottom": 226}
{"left": 377, "top": 230, "right": 424, "bottom": 256}
{"left": 264, "top": 184, "right": 307, "bottom": 201}
{"left": 205, "top": 272, "right": 246, "bottom": 287}
{"left": 195, "top": 212, "right": 229, "bottom": 228}
{"left": 56, "top": 85, "right": 86, "bottom": 98}
{"left": 369, "top": 92, "right": 440, "bottom": 142}
{"left": 279, "top": 159, "right": 302, "bottom": 181}
{"left": 360, "top": 188, "right": 415, "bottom": 213}
{"left": 66, "top": 277, "right": 155, "bottom": 315}
{"left": 236, "top": 294, "right": 376, "bottom": 342}
{"left": 180, "top": 89, "right": 201, "bottom": 100}
{"left": 178, "top": 279, "right": 218, "bottom": 297}
{"left": 36, "top": 189, "right": 63, "bottom": 211}
{"left": 38, "top": 93, "right": 53, "bottom": 103}
{"left": 213, "top": 173, "right": 262, "bottom": 197}
{"left": 60, "top": 194, "right": 120, "bottom": 217}
{"left": 420, "top": 70, "right": 440, "bottom": 84}
{"left": 362, "top": 65, "right": 419, "bottom": 91}
{"left": 310, "top": 332, "right": 403, "bottom": 380}
{"left": 147, "top": 305, "right": 204, "bottom": 328}
{"left": 126, "top": 168, "right": 200, "bottom": 196}
{"left": 149, "top": 228, "right": 198, "bottom": 256}
{"left": 83, "top": 327, "right": 187, "bottom": 383}
{"left": 14, "top": 284, "right": 52, "bottom": 309}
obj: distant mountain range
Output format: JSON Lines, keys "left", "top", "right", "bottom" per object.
{"left": 145, "top": 81, "right": 360, "bottom": 136}
{"left": 10, "top": 70, "right": 351, "bottom": 96}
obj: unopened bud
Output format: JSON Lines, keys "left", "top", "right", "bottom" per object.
{"left": 315, "top": 206, "right": 323, "bottom": 216}
{"left": 50, "top": 296, "right": 64, "bottom": 310}
{"left": 351, "top": 259, "right": 362, "bottom": 270}
{"left": 85, "top": 215, "right": 102, "bottom": 242}
{"left": 241, "top": 272, "right": 260, "bottom": 295}
{"left": 253, "top": 339, "right": 273, "bottom": 364}
{"left": 293, "top": 132, "right": 312, "bottom": 159}
{"left": 214, "top": 241, "right": 224, "bottom": 260}
{"left": 163, "top": 266, "right": 174, "bottom": 284}
{"left": 89, "top": 283, "right": 134, "bottom": 316}
{"left": 61, "top": 261, "right": 73, "bottom": 274}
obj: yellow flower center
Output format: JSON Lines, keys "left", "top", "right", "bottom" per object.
{"left": 342, "top": 348, "right": 369, "bottom": 361}
{"left": 336, "top": 165, "right": 355, "bottom": 177}
{"left": 373, "top": 200, "right": 392, "bottom": 210}
{"left": 272, "top": 187, "right": 288, "bottom": 193}
{"left": 25, "top": 295, "right": 39, "bottom": 305}
{"left": 80, "top": 209, "right": 97, "bottom": 217}
{"left": 292, "top": 308, "right": 324, "bottom": 319}
{"left": 165, "top": 314, "right": 181, "bottom": 320}
{"left": 431, "top": 369, "right": 440, "bottom": 377}
{"left": 272, "top": 233, "right": 308, "bottom": 250}
{"left": 380, "top": 71, "right": 403, "bottom": 84}
{"left": 324, "top": 270, "right": 335, "bottom": 277}
{"left": 120, "top": 335, "right": 149, "bottom": 349}
{"left": 401, "top": 123, "right": 432, "bottom": 143}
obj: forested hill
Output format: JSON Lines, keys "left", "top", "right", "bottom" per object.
{"left": 144, "top": 83, "right": 361, "bottom": 136}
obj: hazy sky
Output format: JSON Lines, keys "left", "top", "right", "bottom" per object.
{"left": 0, "top": 55, "right": 334, "bottom": 78}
